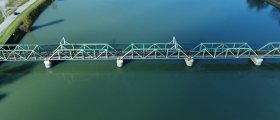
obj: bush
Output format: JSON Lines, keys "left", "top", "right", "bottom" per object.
{"left": 22, "top": 15, "right": 32, "bottom": 32}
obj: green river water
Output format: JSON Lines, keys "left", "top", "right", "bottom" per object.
{"left": 1, "top": 0, "right": 280, "bottom": 120}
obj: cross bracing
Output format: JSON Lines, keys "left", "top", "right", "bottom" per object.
{"left": 0, "top": 44, "right": 44, "bottom": 61}
{"left": 0, "top": 37, "right": 279, "bottom": 61}
{"left": 119, "top": 37, "right": 188, "bottom": 59}
{"left": 257, "top": 42, "right": 280, "bottom": 58}
{"left": 47, "top": 38, "right": 118, "bottom": 60}
{"left": 189, "top": 43, "right": 258, "bottom": 59}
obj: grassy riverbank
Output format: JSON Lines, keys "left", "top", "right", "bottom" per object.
{"left": 0, "top": 0, "right": 52, "bottom": 44}
{"left": 267, "top": 0, "right": 280, "bottom": 9}
{"left": 6, "top": 0, "right": 30, "bottom": 16}
{"left": 0, "top": 0, "right": 29, "bottom": 24}
{"left": 7, "top": 0, "right": 29, "bottom": 7}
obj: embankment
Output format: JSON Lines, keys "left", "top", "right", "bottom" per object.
{"left": 267, "top": 0, "right": 280, "bottom": 9}
{"left": 1, "top": 0, "right": 53, "bottom": 44}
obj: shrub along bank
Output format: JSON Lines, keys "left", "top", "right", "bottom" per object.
{"left": 0, "top": 0, "right": 53, "bottom": 44}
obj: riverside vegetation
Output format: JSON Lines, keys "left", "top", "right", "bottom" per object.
{"left": 0, "top": 0, "right": 29, "bottom": 23}
{"left": 0, "top": 0, "right": 53, "bottom": 44}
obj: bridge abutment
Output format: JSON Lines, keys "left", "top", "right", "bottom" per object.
{"left": 250, "top": 57, "right": 263, "bottom": 66}
{"left": 185, "top": 58, "right": 194, "bottom": 67}
{"left": 44, "top": 60, "right": 52, "bottom": 69}
{"left": 117, "top": 59, "right": 124, "bottom": 68}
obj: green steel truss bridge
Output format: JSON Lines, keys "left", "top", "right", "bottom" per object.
{"left": 0, "top": 37, "right": 279, "bottom": 68}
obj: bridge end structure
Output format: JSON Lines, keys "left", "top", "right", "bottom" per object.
{"left": 185, "top": 58, "right": 194, "bottom": 67}
{"left": 250, "top": 57, "right": 263, "bottom": 66}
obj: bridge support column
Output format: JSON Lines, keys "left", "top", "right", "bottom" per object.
{"left": 250, "top": 57, "right": 263, "bottom": 66}
{"left": 44, "top": 60, "right": 52, "bottom": 69}
{"left": 185, "top": 58, "right": 194, "bottom": 67}
{"left": 117, "top": 59, "right": 124, "bottom": 68}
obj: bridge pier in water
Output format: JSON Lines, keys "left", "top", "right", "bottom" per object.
{"left": 185, "top": 58, "right": 194, "bottom": 67}
{"left": 250, "top": 57, "right": 263, "bottom": 66}
{"left": 117, "top": 59, "right": 124, "bottom": 68}
{"left": 44, "top": 60, "right": 52, "bottom": 69}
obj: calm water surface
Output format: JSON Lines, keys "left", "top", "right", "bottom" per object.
{"left": 1, "top": 0, "right": 280, "bottom": 120}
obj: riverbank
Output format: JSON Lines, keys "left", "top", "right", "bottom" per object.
{"left": 0, "top": 0, "right": 30, "bottom": 24}
{"left": 0, "top": 0, "right": 37, "bottom": 36}
{"left": 267, "top": 0, "right": 280, "bottom": 9}
{"left": 0, "top": 0, "right": 53, "bottom": 44}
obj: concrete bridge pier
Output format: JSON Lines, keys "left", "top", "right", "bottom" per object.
{"left": 250, "top": 57, "right": 263, "bottom": 66}
{"left": 117, "top": 59, "right": 124, "bottom": 68}
{"left": 44, "top": 60, "right": 52, "bottom": 69}
{"left": 185, "top": 58, "right": 194, "bottom": 67}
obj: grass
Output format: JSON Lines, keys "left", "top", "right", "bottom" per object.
{"left": 7, "top": 0, "right": 29, "bottom": 8}
{"left": 0, "top": 0, "right": 29, "bottom": 24}
{"left": 6, "top": 9, "right": 16, "bottom": 16}
{"left": 6, "top": 0, "right": 29, "bottom": 16}
{"left": 0, "top": 9, "right": 3, "bottom": 24}
{"left": 0, "top": 16, "right": 3, "bottom": 24}
{"left": 267, "top": 0, "right": 280, "bottom": 9}
{"left": 0, "top": 0, "right": 45, "bottom": 44}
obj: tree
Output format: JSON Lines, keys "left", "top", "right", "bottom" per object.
{"left": 22, "top": 15, "right": 32, "bottom": 32}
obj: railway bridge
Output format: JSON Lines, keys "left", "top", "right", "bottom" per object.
{"left": 0, "top": 37, "right": 279, "bottom": 68}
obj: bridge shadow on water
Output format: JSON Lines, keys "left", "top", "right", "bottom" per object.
{"left": 0, "top": 63, "right": 37, "bottom": 102}
{"left": 0, "top": 63, "right": 36, "bottom": 85}
{"left": 51, "top": 60, "right": 66, "bottom": 68}
{"left": 31, "top": 19, "right": 65, "bottom": 31}
{"left": 200, "top": 63, "right": 259, "bottom": 72}
{"left": 0, "top": 93, "right": 7, "bottom": 102}
{"left": 118, "top": 59, "right": 280, "bottom": 73}
{"left": 123, "top": 60, "right": 134, "bottom": 67}
{"left": 200, "top": 63, "right": 280, "bottom": 72}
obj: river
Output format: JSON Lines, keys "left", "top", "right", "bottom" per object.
{"left": 0, "top": 0, "right": 280, "bottom": 120}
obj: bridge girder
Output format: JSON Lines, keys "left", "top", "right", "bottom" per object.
{"left": 0, "top": 44, "right": 44, "bottom": 61}
{"left": 47, "top": 38, "right": 118, "bottom": 60}
{"left": 0, "top": 37, "right": 280, "bottom": 61}
{"left": 120, "top": 39, "right": 188, "bottom": 59}
{"left": 190, "top": 43, "right": 258, "bottom": 59}
{"left": 257, "top": 42, "right": 280, "bottom": 58}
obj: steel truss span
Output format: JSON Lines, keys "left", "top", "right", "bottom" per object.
{"left": 0, "top": 37, "right": 279, "bottom": 67}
